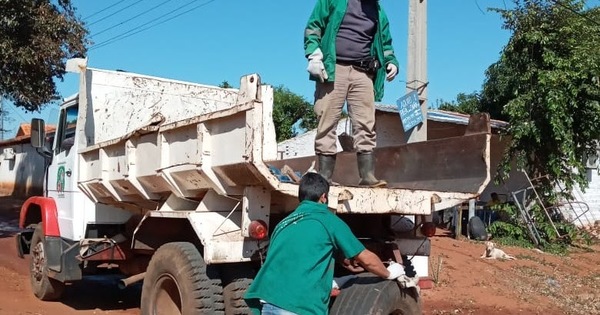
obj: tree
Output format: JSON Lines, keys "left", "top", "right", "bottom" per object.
{"left": 272, "top": 85, "right": 317, "bottom": 142}
{"left": 434, "top": 92, "right": 481, "bottom": 115}
{"left": 0, "top": 0, "right": 88, "bottom": 111}
{"left": 218, "top": 81, "right": 233, "bottom": 89}
{"left": 481, "top": 0, "right": 600, "bottom": 191}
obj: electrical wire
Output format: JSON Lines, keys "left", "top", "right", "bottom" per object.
{"left": 87, "top": 0, "right": 145, "bottom": 27}
{"left": 6, "top": 101, "right": 28, "bottom": 127}
{"left": 549, "top": 0, "right": 600, "bottom": 27}
{"left": 84, "top": 0, "right": 129, "bottom": 20}
{"left": 90, "top": 0, "right": 217, "bottom": 51}
{"left": 90, "top": 0, "right": 202, "bottom": 49}
{"left": 92, "top": 0, "right": 175, "bottom": 38}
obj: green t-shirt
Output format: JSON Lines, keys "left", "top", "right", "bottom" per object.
{"left": 245, "top": 200, "right": 365, "bottom": 315}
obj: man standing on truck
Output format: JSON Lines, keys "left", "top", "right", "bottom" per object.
{"left": 304, "top": 0, "right": 400, "bottom": 188}
{"left": 244, "top": 173, "right": 405, "bottom": 314}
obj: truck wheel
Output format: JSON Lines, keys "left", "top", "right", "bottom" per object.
{"left": 329, "top": 274, "right": 422, "bottom": 315}
{"left": 140, "top": 242, "right": 217, "bottom": 314}
{"left": 207, "top": 265, "right": 225, "bottom": 315}
{"left": 30, "top": 224, "right": 65, "bottom": 301}
{"left": 221, "top": 264, "right": 255, "bottom": 315}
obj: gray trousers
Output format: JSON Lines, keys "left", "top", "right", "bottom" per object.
{"left": 314, "top": 64, "right": 376, "bottom": 155}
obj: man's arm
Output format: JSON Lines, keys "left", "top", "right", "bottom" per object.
{"left": 353, "top": 249, "right": 390, "bottom": 279}
{"left": 378, "top": 9, "right": 399, "bottom": 68}
{"left": 304, "top": 0, "right": 329, "bottom": 56}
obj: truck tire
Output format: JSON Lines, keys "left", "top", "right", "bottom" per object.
{"left": 206, "top": 265, "right": 225, "bottom": 315}
{"left": 329, "top": 274, "right": 422, "bottom": 315}
{"left": 30, "top": 224, "right": 65, "bottom": 301}
{"left": 140, "top": 242, "right": 218, "bottom": 315}
{"left": 221, "top": 264, "right": 255, "bottom": 315}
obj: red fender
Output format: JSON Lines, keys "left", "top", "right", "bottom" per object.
{"left": 19, "top": 196, "right": 61, "bottom": 237}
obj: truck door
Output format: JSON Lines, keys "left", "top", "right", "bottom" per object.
{"left": 47, "top": 103, "right": 81, "bottom": 240}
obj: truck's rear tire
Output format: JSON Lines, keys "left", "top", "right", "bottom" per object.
{"left": 30, "top": 224, "right": 65, "bottom": 301}
{"left": 221, "top": 264, "right": 255, "bottom": 315}
{"left": 207, "top": 265, "right": 225, "bottom": 315}
{"left": 140, "top": 242, "right": 218, "bottom": 314}
{"left": 329, "top": 274, "right": 422, "bottom": 315}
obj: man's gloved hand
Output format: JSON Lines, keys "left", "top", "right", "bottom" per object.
{"left": 307, "top": 48, "right": 329, "bottom": 83}
{"left": 386, "top": 262, "right": 405, "bottom": 280}
{"left": 386, "top": 63, "right": 398, "bottom": 81}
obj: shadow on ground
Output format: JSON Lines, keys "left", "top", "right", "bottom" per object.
{"left": 60, "top": 275, "right": 142, "bottom": 311}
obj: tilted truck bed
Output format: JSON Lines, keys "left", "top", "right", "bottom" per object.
{"left": 65, "top": 68, "right": 492, "bottom": 263}
{"left": 76, "top": 68, "right": 490, "bottom": 216}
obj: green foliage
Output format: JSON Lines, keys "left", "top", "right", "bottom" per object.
{"left": 481, "top": 0, "right": 600, "bottom": 192}
{"left": 487, "top": 200, "right": 593, "bottom": 255}
{"left": 272, "top": 85, "right": 317, "bottom": 142}
{"left": 0, "top": 0, "right": 88, "bottom": 111}
{"left": 434, "top": 92, "right": 482, "bottom": 115}
{"left": 218, "top": 81, "right": 233, "bottom": 89}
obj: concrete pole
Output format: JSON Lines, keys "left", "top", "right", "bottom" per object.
{"left": 0, "top": 96, "right": 4, "bottom": 141}
{"left": 406, "top": 0, "right": 428, "bottom": 143}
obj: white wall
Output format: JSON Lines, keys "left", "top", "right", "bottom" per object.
{"left": 564, "top": 169, "right": 600, "bottom": 226}
{"left": 0, "top": 141, "right": 46, "bottom": 198}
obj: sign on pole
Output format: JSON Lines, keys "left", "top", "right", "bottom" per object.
{"left": 396, "top": 90, "right": 423, "bottom": 132}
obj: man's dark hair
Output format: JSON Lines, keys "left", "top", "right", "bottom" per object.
{"left": 298, "top": 172, "right": 330, "bottom": 202}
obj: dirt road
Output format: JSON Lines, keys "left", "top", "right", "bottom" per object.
{"left": 0, "top": 196, "right": 598, "bottom": 314}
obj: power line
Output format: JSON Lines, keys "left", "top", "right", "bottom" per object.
{"left": 87, "top": 0, "right": 145, "bottom": 27}
{"left": 549, "top": 0, "right": 600, "bottom": 27}
{"left": 90, "top": 0, "right": 217, "bottom": 51}
{"left": 93, "top": 0, "right": 176, "bottom": 38}
{"left": 84, "top": 0, "right": 129, "bottom": 20}
{"left": 4, "top": 101, "right": 28, "bottom": 134}
{"left": 91, "top": 0, "right": 202, "bottom": 49}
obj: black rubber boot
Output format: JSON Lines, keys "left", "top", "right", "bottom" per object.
{"left": 357, "top": 152, "right": 387, "bottom": 187}
{"left": 318, "top": 154, "right": 336, "bottom": 184}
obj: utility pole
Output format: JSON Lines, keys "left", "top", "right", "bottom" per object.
{"left": 406, "top": 0, "right": 428, "bottom": 143}
{"left": 0, "top": 95, "right": 4, "bottom": 141}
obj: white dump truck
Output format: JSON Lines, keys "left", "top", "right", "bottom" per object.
{"left": 16, "top": 62, "right": 491, "bottom": 314}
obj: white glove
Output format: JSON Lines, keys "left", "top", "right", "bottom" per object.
{"left": 386, "top": 262, "right": 405, "bottom": 280}
{"left": 307, "top": 48, "right": 329, "bottom": 82}
{"left": 386, "top": 63, "right": 398, "bottom": 81}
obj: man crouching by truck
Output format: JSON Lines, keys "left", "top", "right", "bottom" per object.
{"left": 244, "top": 173, "right": 405, "bottom": 314}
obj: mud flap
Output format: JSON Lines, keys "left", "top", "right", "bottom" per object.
{"left": 16, "top": 230, "right": 34, "bottom": 258}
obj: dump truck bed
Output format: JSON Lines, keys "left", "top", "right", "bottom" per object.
{"left": 74, "top": 68, "right": 490, "bottom": 216}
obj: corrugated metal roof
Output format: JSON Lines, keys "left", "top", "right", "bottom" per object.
{"left": 375, "top": 104, "right": 508, "bottom": 130}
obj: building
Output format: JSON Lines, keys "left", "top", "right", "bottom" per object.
{"left": 0, "top": 123, "right": 55, "bottom": 198}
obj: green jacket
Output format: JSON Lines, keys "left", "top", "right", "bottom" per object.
{"left": 244, "top": 201, "right": 365, "bottom": 315}
{"left": 304, "top": 0, "right": 399, "bottom": 101}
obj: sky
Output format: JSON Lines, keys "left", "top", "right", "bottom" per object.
{"left": 2, "top": 0, "right": 515, "bottom": 138}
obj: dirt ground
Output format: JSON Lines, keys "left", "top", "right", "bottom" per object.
{"left": 1, "top": 196, "right": 599, "bottom": 315}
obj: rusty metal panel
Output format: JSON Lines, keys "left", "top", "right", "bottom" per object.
{"left": 268, "top": 133, "right": 490, "bottom": 194}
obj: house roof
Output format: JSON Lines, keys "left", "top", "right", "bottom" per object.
{"left": 16, "top": 123, "right": 56, "bottom": 137}
{"left": 0, "top": 123, "right": 56, "bottom": 146}
{"left": 375, "top": 105, "right": 509, "bottom": 130}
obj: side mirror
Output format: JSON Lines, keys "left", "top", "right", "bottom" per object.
{"left": 31, "top": 118, "right": 46, "bottom": 148}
